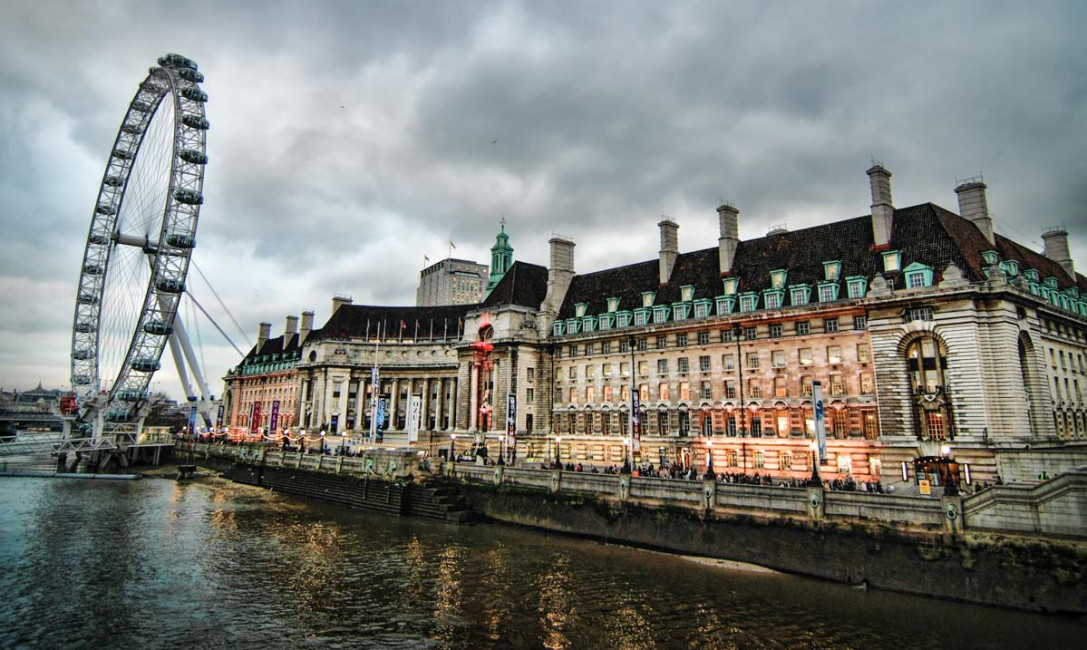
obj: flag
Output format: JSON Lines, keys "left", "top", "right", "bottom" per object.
{"left": 400, "top": 320, "right": 407, "bottom": 329}
{"left": 450, "top": 240, "right": 456, "bottom": 249}
{"left": 423, "top": 254, "right": 430, "bottom": 265}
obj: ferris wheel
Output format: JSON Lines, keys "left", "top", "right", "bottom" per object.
{"left": 70, "top": 53, "right": 211, "bottom": 445}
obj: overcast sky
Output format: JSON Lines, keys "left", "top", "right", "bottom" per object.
{"left": 2, "top": 0, "right": 1085, "bottom": 400}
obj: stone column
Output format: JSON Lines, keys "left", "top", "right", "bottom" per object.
{"left": 389, "top": 378, "right": 399, "bottom": 431}
{"left": 470, "top": 362, "right": 480, "bottom": 431}
{"left": 420, "top": 378, "right": 430, "bottom": 431}
{"left": 336, "top": 375, "right": 349, "bottom": 434}
{"left": 435, "top": 378, "right": 445, "bottom": 431}
{"left": 298, "top": 378, "right": 309, "bottom": 428}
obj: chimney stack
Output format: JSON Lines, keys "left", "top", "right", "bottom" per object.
{"left": 541, "top": 236, "right": 576, "bottom": 316}
{"left": 1042, "top": 227, "right": 1075, "bottom": 278}
{"left": 300, "top": 310, "right": 314, "bottom": 344}
{"left": 867, "top": 164, "right": 893, "bottom": 246}
{"left": 955, "top": 178, "right": 994, "bottom": 245}
{"left": 256, "top": 322, "right": 271, "bottom": 351}
{"left": 717, "top": 204, "right": 740, "bottom": 274}
{"left": 658, "top": 218, "right": 679, "bottom": 284}
{"left": 331, "top": 295, "right": 352, "bottom": 315}
{"left": 285, "top": 315, "right": 298, "bottom": 339}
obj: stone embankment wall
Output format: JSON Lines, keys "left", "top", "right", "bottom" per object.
{"left": 450, "top": 464, "right": 1087, "bottom": 613}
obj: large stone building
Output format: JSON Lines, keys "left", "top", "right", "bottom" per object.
{"left": 235, "top": 166, "right": 1087, "bottom": 489}
{"left": 416, "top": 258, "right": 488, "bottom": 306}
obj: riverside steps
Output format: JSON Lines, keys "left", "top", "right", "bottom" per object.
{"left": 180, "top": 442, "right": 476, "bottom": 524}
{"left": 180, "top": 442, "right": 1087, "bottom": 613}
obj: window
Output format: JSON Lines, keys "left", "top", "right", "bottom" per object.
{"left": 724, "top": 380, "right": 737, "bottom": 399}
{"left": 657, "top": 359, "right": 669, "bottom": 374}
{"left": 642, "top": 292, "right": 656, "bottom": 308}
{"left": 654, "top": 306, "right": 671, "bottom": 323}
{"left": 637, "top": 338, "right": 648, "bottom": 351}
{"left": 676, "top": 333, "right": 688, "bottom": 347}
{"left": 568, "top": 366, "right": 578, "bottom": 379}
{"left": 744, "top": 327, "right": 758, "bottom": 341}
{"left": 883, "top": 250, "right": 901, "bottom": 272}
{"left": 602, "top": 341, "right": 611, "bottom": 354}
{"left": 527, "top": 367, "right": 535, "bottom": 383}
{"left": 818, "top": 283, "right": 838, "bottom": 303}
{"left": 620, "top": 340, "right": 630, "bottom": 353}
{"left": 801, "top": 375, "right": 813, "bottom": 397}
{"left": 857, "top": 344, "right": 870, "bottom": 363}
{"left": 575, "top": 303, "right": 587, "bottom": 317}
{"left": 721, "top": 329, "right": 735, "bottom": 343}
{"left": 638, "top": 361, "right": 649, "bottom": 377}
{"left": 830, "top": 374, "right": 845, "bottom": 396}
{"left": 853, "top": 315, "right": 868, "bottom": 330}
{"left": 697, "top": 331, "right": 710, "bottom": 346}
{"left": 620, "top": 362, "right": 630, "bottom": 377}
{"left": 680, "top": 382, "right": 691, "bottom": 401}
{"left": 769, "top": 323, "right": 782, "bottom": 338}
{"left": 723, "top": 354, "right": 735, "bottom": 371}
{"left": 906, "top": 334, "right": 952, "bottom": 440}
{"left": 904, "top": 262, "right": 934, "bottom": 288}
{"left": 860, "top": 373, "right": 874, "bottom": 394}
{"left": 569, "top": 345, "right": 578, "bottom": 358}
{"left": 657, "top": 335, "right": 668, "bottom": 349}
{"left": 723, "top": 277, "right": 739, "bottom": 295}
{"left": 827, "top": 346, "right": 842, "bottom": 364}
{"left": 772, "top": 350, "right": 786, "bottom": 367}
{"left": 607, "top": 296, "right": 621, "bottom": 312}
{"left": 602, "top": 363, "right": 613, "bottom": 378}
{"left": 748, "top": 379, "right": 761, "bottom": 398}
{"left": 739, "top": 294, "right": 758, "bottom": 312}
{"left": 586, "top": 386, "right": 595, "bottom": 402}
{"left": 678, "top": 358, "right": 690, "bottom": 374}
{"left": 694, "top": 301, "right": 711, "bottom": 319}
{"left": 659, "top": 383, "right": 670, "bottom": 401}
{"left": 796, "top": 321, "right": 810, "bottom": 336}
{"left": 905, "top": 307, "right": 933, "bottom": 322}
{"left": 586, "top": 364, "right": 596, "bottom": 379}
{"left": 790, "top": 285, "right": 811, "bottom": 306}
{"left": 603, "top": 385, "right": 612, "bottom": 401}
{"left": 570, "top": 387, "right": 579, "bottom": 403}
{"left": 634, "top": 310, "right": 649, "bottom": 326}
{"left": 553, "top": 322, "right": 565, "bottom": 336}
{"left": 746, "top": 352, "right": 759, "bottom": 368}
{"left": 639, "top": 384, "right": 649, "bottom": 402}
{"left": 701, "top": 381, "right": 713, "bottom": 399}
{"left": 764, "top": 291, "right": 783, "bottom": 309}
{"left": 847, "top": 277, "right": 867, "bottom": 299}
{"left": 799, "top": 348, "right": 813, "bottom": 365}
{"left": 585, "top": 343, "right": 595, "bottom": 355}
{"left": 770, "top": 269, "right": 787, "bottom": 289}
{"left": 681, "top": 285, "right": 695, "bottom": 302}
{"left": 774, "top": 377, "right": 787, "bottom": 398}
{"left": 824, "top": 318, "right": 839, "bottom": 333}
{"left": 620, "top": 385, "right": 630, "bottom": 401}
{"left": 824, "top": 261, "right": 841, "bottom": 281}
{"left": 699, "top": 356, "right": 711, "bottom": 372}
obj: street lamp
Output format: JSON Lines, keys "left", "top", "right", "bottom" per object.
{"left": 733, "top": 325, "right": 746, "bottom": 438}
{"left": 625, "top": 335, "right": 637, "bottom": 473}
{"left": 319, "top": 429, "right": 326, "bottom": 455}
{"left": 941, "top": 444, "right": 959, "bottom": 495}
{"left": 299, "top": 429, "right": 306, "bottom": 453}
{"left": 340, "top": 431, "right": 348, "bottom": 456}
{"left": 555, "top": 435, "right": 563, "bottom": 467}
{"left": 450, "top": 434, "right": 457, "bottom": 462}
{"left": 809, "top": 441, "right": 822, "bottom": 487}
{"left": 705, "top": 438, "right": 715, "bottom": 479}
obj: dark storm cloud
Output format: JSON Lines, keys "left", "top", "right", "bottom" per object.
{"left": 1, "top": 0, "right": 1085, "bottom": 397}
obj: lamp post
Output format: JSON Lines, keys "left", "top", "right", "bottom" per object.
{"left": 555, "top": 435, "right": 562, "bottom": 467}
{"left": 450, "top": 434, "right": 457, "bottom": 462}
{"left": 340, "top": 431, "right": 348, "bottom": 456}
{"left": 941, "top": 444, "right": 959, "bottom": 495}
{"left": 625, "top": 335, "right": 637, "bottom": 473}
{"left": 705, "top": 438, "right": 715, "bottom": 479}
{"left": 299, "top": 429, "right": 306, "bottom": 453}
{"left": 498, "top": 433, "right": 506, "bottom": 466}
{"left": 319, "top": 430, "right": 326, "bottom": 455}
{"left": 809, "top": 441, "right": 822, "bottom": 487}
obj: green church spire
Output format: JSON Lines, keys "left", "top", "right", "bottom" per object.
{"left": 486, "top": 219, "right": 514, "bottom": 294}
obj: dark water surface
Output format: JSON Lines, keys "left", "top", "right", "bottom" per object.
{"left": 0, "top": 475, "right": 1081, "bottom": 649}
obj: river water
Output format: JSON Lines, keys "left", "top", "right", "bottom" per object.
{"left": 0, "top": 474, "right": 1081, "bottom": 649}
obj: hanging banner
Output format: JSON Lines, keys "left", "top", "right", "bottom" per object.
{"left": 269, "top": 400, "right": 281, "bottom": 435}
{"left": 506, "top": 393, "right": 517, "bottom": 449}
{"left": 813, "top": 381, "right": 827, "bottom": 462}
{"left": 188, "top": 405, "right": 198, "bottom": 435}
{"left": 251, "top": 401, "right": 262, "bottom": 434}
{"left": 216, "top": 404, "right": 224, "bottom": 429}
{"left": 632, "top": 392, "right": 642, "bottom": 451}
{"left": 407, "top": 396, "right": 422, "bottom": 442}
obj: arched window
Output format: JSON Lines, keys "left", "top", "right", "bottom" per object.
{"left": 906, "top": 334, "right": 953, "bottom": 440}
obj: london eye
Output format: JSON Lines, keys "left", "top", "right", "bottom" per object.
{"left": 70, "top": 53, "right": 209, "bottom": 446}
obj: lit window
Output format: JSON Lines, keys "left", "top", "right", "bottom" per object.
{"left": 882, "top": 250, "right": 901, "bottom": 272}
{"left": 681, "top": 285, "right": 695, "bottom": 302}
{"left": 642, "top": 292, "right": 656, "bottom": 308}
{"left": 772, "top": 350, "right": 786, "bottom": 367}
{"left": 827, "top": 346, "right": 842, "bottom": 363}
{"left": 575, "top": 303, "right": 587, "bottom": 317}
{"left": 607, "top": 296, "right": 621, "bottom": 312}
{"left": 799, "top": 348, "right": 813, "bottom": 365}
{"left": 861, "top": 373, "right": 874, "bottom": 394}
{"left": 659, "top": 383, "right": 670, "bottom": 400}
{"left": 857, "top": 344, "right": 870, "bottom": 362}
{"left": 722, "top": 277, "right": 739, "bottom": 295}
{"left": 680, "top": 382, "right": 691, "bottom": 401}
{"left": 770, "top": 270, "right": 787, "bottom": 289}
{"left": 824, "top": 261, "right": 841, "bottom": 281}
{"left": 774, "top": 377, "right": 788, "bottom": 398}
{"left": 830, "top": 374, "right": 845, "bottom": 395}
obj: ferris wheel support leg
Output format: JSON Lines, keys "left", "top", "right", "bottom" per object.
{"left": 166, "top": 328, "right": 196, "bottom": 401}
{"left": 172, "top": 314, "right": 212, "bottom": 400}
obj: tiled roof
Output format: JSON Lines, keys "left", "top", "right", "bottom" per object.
{"left": 313, "top": 303, "right": 475, "bottom": 341}
{"left": 557, "top": 203, "right": 1080, "bottom": 319}
{"left": 243, "top": 332, "right": 302, "bottom": 362}
{"left": 482, "top": 261, "right": 549, "bottom": 309}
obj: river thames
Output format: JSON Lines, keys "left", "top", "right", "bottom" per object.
{"left": 0, "top": 474, "right": 1081, "bottom": 649}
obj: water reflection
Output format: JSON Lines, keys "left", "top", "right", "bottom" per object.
{"left": 1, "top": 475, "right": 1083, "bottom": 649}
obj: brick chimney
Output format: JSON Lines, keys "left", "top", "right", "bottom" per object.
{"left": 300, "top": 310, "right": 314, "bottom": 344}
{"left": 658, "top": 218, "right": 679, "bottom": 284}
{"left": 1042, "top": 227, "right": 1075, "bottom": 278}
{"left": 717, "top": 204, "right": 739, "bottom": 274}
{"left": 867, "top": 164, "right": 893, "bottom": 246}
{"left": 256, "top": 322, "right": 271, "bottom": 351}
{"left": 955, "top": 179, "right": 994, "bottom": 246}
{"left": 331, "top": 295, "right": 352, "bottom": 315}
{"left": 285, "top": 315, "right": 298, "bottom": 340}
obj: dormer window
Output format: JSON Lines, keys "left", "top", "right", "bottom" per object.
{"left": 582, "top": 316, "right": 596, "bottom": 332}
{"left": 680, "top": 285, "right": 695, "bottom": 302}
{"left": 763, "top": 290, "right": 784, "bottom": 310}
{"left": 575, "top": 303, "right": 588, "bottom": 318}
{"left": 1044, "top": 277, "right": 1058, "bottom": 290}
{"left": 1067, "top": 286, "right": 1080, "bottom": 299}
{"left": 553, "top": 322, "right": 565, "bottom": 336}
{"left": 722, "top": 277, "right": 739, "bottom": 296}
{"left": 693, "top": 299, "right": 712, "bottom": 319}
{"left": 716, "top": 296, "right": 735, "bottom": 316}
{"left": 823, "top": 261, "right": 841, "bottom": 281}
{"left": 634, "top": 308, "right": 650, "bottom": 326}
{"left": 617, "top": 311, "right": 632, "bottom": 328}
{"left": 981, "top": 250, "right": 998, "bottom": 266}
{"left": 817, "top": 282, "right": 839, "bottom": 303}
{"left": 1000, "top": 260, "right": 1019, "bottom": 277}
{"left": 642, "top": 291, "right": 656, "bottom": 308}
{"left": 739, "top": 292, "right": 759, "bottom": 313}
{"left": 882, "top": 250, "right": 901, "bottom": 273}
{"left": 846, "top": 276, "right": 868, "bottom": 299}
{"left": 607, "top": 296, "right": 621, "bottom": 313}
{"left": 566, "top": 318, "right": 581, "bottom": 334}
{"left": 770, "top": 270, "right": 787, "bottom": 290}
{"left": 598, "top": 314, "right": 614, "bottom": 331}
{"left": 654, "top": 305, "right": 672, "bottom": 323}
{"left": 903, "top": 262, "right": 934, "bottom": 289}
{"left": 1023, "top": 269, "right": 1040, "bottom": 282}
{"left": 789, "top": 284, "right": 811, "bottom": 306}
